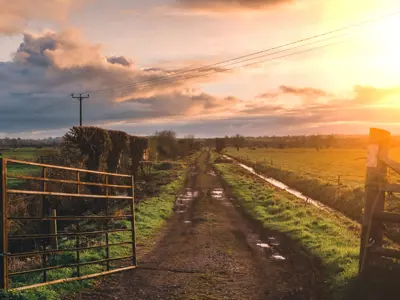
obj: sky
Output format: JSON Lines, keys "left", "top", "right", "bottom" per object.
{"left": 1, "top": 0, "right": 400, "bottom": 138}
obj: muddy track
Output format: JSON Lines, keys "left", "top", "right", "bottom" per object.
{"left": 71, "top": 151, "right": 321, "bottom": 300}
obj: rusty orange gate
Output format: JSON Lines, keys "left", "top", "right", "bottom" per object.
{"left": 0, "top": 158, "right": 136, "bottom": 291}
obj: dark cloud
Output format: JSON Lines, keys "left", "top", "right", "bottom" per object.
{"left": 107, "top": 56, "right": 132, "bottom": 67}
{"left": 177, "top": 0, "right": 294, "bottom": 12}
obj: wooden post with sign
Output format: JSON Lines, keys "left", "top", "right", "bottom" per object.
{"left": 359, "top": 128, "right": 390, "bottom": 273}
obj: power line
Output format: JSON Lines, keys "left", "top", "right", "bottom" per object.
{"left": 107, "top": 34, "right": 349, "bottom": 94}
{"left": 98, "top": 37, "right": 350, "bottom": 96}
{"left": 81, "top": 9, "right": 400, "bottom": 95}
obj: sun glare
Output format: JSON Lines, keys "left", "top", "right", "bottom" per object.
{"left": 370, "top": 17, "right": 400, "bottom": 75}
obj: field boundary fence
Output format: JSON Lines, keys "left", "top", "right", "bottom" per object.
{"left": 0, "top": 158, "right": 136, "bottom": 291}
{"left": 360, "top": 128, "right": 400, "bottom": 273}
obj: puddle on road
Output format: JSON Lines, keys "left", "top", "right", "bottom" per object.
{"left": 268, "top": 237, "right": 280, "bottom": 246}
{"left": 256, "top": 243, "right": 271, "bottom": 248}
{"left": 271, "top": 255, "right": 286, "bottom": 260}
{"left": 222, "top": 155, "right": 332, "bottom": 212}
{"left": 175, "top": 188, "right": 197, "bottom": 217}
{"left": 210, "top": 188, "right": 234, "bottom": 205}
{"left": 211, "top": 189, "right": 224, "bottom": 199}
{"left": 255, "top": 238, "right": 287, "bottom": 261}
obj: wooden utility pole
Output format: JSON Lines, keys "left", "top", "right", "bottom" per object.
{"left": 71, "top": 94, "right": 89, "bottom": 126}
{"left": 359, "top": 128, "right": 390, "bottom": 273}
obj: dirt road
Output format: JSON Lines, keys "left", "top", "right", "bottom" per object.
{"left": 73, "top": 151, "right": 320, "bottom": 300}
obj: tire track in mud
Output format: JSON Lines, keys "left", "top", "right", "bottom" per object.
{"left": 71, "top": 151, "right": 322, "bottom": 300}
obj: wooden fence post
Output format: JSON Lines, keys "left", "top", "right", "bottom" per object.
{"left": 50, "top": 209, "right": 58, "bottom": 250}
{"left": 130, "top": 175, "right": 137, "bottom": 267}
{"left": 0, "top": 158, "right": 8, "bottom": 290}
{"left": 359, "top": 128, "right": 391, "bottom": 273}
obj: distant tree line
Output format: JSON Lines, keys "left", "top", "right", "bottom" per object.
{"left": 0, "top": 137, "right": 62, "bottom": 149}
{"left": 206, "top": 134, "right": 400, "bottom": 150}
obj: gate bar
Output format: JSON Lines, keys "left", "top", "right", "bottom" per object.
{"left": 9, "top": 255, "right": 134, "bottom": 276}
{"left": 10, "top": 266, "right": 137, "bottom": 292}
{"left": 4, "top": 159, "right": 131, "bottom": 177}
{"left": 8, "top": 241, "right": 133, "bottom": 258}
{"left": 8, "top": 229, "right": 131, "bottom": 240}
{"left": 7, "top": 175, "right": 131, "bottom": 189}
{"left": 8, "top": 216, "right": 132, "bottom": 221}
{"left": 6, "top": 190, "right": 132, "bottom": 200}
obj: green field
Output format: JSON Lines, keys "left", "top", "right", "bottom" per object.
{"left": 222, "top": 147, "right": 400, "bottom": 225}
{"left": 225, "top": 147, "right": 400, "bottom": 189}
{"left": 2, "top": 148, "right": 58, "bottom": 187}
{"left": 2, "top": 148, "right": 47, "bottom": 161}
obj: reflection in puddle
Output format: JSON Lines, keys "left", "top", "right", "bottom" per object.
{"left": 268, "top": 237, "right": 280, "bottom": 246}
{"left": 175, "top": 188, "right": 196, "bottom": 214}
{"left": 222, "top": 155, "right": 332, "bottom": 212}
{"left": 256, "top": 238, "right": 286, "bottom": 261}
{"left": 272, "top": 255, "right": 286, "bottom": 260}
{"left": 210, "top": 188, "right": 225, "bottom": 200}
{"left": 256, "top": 243, "right": 271, "bottom": 248}
{"left": 184, "top": 221, "right": 191, "bottom": 224}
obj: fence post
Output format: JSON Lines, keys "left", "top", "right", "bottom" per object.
{"left": 0, "top": 158, "right": 8, "bottom": 290}
{"left": 105, "top": 175, "right": 110, "bottom": 271}
{"left": 42, "top": 168, "right": 58, "bottom": 250}
{"left": 50, "top": 209, "right": 58, "bottom": 250}
{"left": 359, "top": 128, "right": 390, "bottom": 273}
{"left": 130, "top": 175, "right": 137, "bottom": 267}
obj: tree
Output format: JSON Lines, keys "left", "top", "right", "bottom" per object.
{"left": 233, "top": 134, "right": 245, "bottom": 151}
{"left": 155, "top": 130, "right": 178, "bottom": 159}
{"left": 215, "top": 138, "right": 226, "bottom": 153}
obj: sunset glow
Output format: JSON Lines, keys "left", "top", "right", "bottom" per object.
{"left": 1, "top": 0, "right": 400, "bottom": 137}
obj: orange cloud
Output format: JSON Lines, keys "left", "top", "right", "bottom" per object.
{"left": 0, "top": 0, "right": 89, "bottom": 34}
{"left": 176, "top": 0, "right": 295, "bottom": 12}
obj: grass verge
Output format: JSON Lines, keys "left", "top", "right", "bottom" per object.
{"left": 224, "top": 151, "right": 365, "bottom": 221}
{"left": 213, "top": 155, "right": 361, "bottom": 300}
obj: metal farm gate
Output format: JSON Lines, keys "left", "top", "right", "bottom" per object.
{"left": 0, "top": 158, "right": 136, "bottom": 291}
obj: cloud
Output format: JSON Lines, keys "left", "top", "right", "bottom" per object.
{"left": 256, "top": 92, "right": 279, "bottom": 99}
{"left": 0, "top": 29, "right": 237, "bottom": 134}
{"left": 279, "top": 85, "right": 328, "bottom": 97}
{"left": 0, "top": 0, "right": 89, "bottom": 34}
{"left": 107, "top": 56, "right": 133, "bottom": 67}
{"left": 176, "top": 0, "right": 294, "bottom": 12}
{"left": 4, "top": 29, "right": 400, "bottom": 137}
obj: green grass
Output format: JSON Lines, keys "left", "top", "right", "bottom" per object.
{"left": 225, "top": 147, "right": 400, "bottom": 188}
{"left": 2, "top": 148, "right": 57, "bottom": 188}
{"left": 2, "top": 154, "right": 197, "bottom": 300}
{"left": 2, "top": 147, "right": 58, "bottom": 160}
{"left": 213, "top": 155, "right": 361, "bottom": 300}
{"left": 224, "top": 147, "right": 400, "bottom": 221}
